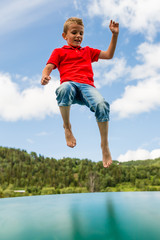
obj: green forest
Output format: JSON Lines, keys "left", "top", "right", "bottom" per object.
{"left": 0, "top": 146, "right": 160, "bottom": 198}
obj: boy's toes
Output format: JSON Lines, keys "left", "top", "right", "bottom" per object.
{"left": 67, "top": 140, "right": 76, "bottom": 148}
{"left": 103, "top": 160, "right": 112, "bottom": 168}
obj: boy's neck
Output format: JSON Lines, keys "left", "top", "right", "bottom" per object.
{"left": 64, "top": 44, "right": 81, "bottom": 49}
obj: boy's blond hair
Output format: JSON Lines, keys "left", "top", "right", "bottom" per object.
{"left": 63, "top": 17, "right": 84, "bottom": 34}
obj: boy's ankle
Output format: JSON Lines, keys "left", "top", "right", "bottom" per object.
{"left": 101, "top": 141, "right": 109, "bottom": 148}
{"left": 63, "top": 123, "right": 71, "bottom": 130}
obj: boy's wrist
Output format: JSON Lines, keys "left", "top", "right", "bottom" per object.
{"left": 112, "top": 32, "right": 119, "bottom": 37}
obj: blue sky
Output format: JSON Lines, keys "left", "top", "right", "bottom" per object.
{"left": 0, "top": 0, "right": 160, "bottom": 162}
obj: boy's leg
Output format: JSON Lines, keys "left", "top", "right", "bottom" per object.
{"left": 55, "top": 82, "right": 77, "bottom": 148}
{"left": 97, "top": 121, "right": 112, "bottom": 168}
{"left": 78, "top": 83, "right": 112, "bottom": 168}
{"left": 59, "top": 106, "right": 76, "bottom": 148}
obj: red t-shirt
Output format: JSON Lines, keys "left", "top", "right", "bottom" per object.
{"left": 47, "top": 45, "right": 101, "bottom": 87}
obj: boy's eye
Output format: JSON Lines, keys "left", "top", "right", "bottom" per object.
{"left": 71, "top": 31, "right": 77, "bottom": 35}
{"left": 71, "top": 31, "right": 84, "bottom": 35}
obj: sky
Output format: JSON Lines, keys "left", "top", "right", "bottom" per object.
{"left": 0, "top": 0, "right": 160, "bottom": 163}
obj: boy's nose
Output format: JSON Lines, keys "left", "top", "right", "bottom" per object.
{"left": 76, "top": 33, "right": 81, "bottom": 37}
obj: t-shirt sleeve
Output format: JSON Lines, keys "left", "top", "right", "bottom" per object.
{"left": 46, "top": 48, "right": 60, "bottom": 68}
{"left": 88, "top": 47, "right": 101, "bottom": 62}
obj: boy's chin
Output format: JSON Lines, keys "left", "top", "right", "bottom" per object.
{"left": 69, "top": 43, "right": 81, "bottom": 47}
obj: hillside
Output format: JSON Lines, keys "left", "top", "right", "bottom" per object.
{"left": 0, "top": 146, "right": 160, "bottom": 198}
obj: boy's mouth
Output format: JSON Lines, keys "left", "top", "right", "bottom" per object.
{"left": 74, "top": 39, "right": 81, "bottom": 44}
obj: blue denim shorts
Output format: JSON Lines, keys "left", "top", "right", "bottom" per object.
{"left": 55, "top": 81, "right": 110, "bottom": 122}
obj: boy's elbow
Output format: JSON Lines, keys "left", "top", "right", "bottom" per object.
{"left": 107, "top": 55, "right": 113, "bottom": 59}
{"left": 108, "top": 52, "right": 115, "bottom": 59}
{"left": 99, "top": 51, "right": 114, "bottom": 59}
{"left": 104, "top": 55, "right": 113, "bottom": 60}
{"left": 110, "top": 55, "right": 114, "bottom": 59}
{"left": 46, "top": 63, "right": 55, "bottom": 71}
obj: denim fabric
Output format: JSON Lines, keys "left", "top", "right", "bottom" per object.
{"left": 55, "top": 81, "right": 110, "bottom": 122}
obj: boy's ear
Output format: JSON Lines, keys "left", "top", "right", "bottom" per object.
{"left": 62, "top": 32, "right": 67, "bottom": 40}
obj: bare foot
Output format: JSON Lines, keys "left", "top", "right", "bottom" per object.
{"left": 64, "top": 126, "right": 76, "bottom": 148}
{"left": 101, "top": 144, "right": 112, "bottom": 168}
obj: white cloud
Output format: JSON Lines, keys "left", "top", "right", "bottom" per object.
{"left": 87, "top": 0, "right": 160, "bottom": 41}
{"left": 27, "top": 138, "right": 34, "bottom": 144}
{"left": 111, "top": 77, "right": 160, "bottom": 118}
{"left": 0, "top": 72, "right": 59, "bottom": 121}
{"left": 130, "top": 42, "right": 160, "bottom": 80}
{"left": 93, "top": 57, "right": 129, "bottom": 88}
{"left": 73, "top": 0, "right": 78, "bottom": 10}
{"left": 0, "top": 0, "right": 69, "bottom": 35}
{"left": 36, "top": 131, "right": 50, "bottom": 136}
{"left": 111, "top": 42, "right": 160, "bottom": 118}
{"left": 117, "top": 148, "right": 160, "bottom": 162}
{"left": 92, "top": 42, "right": 160, "bottom": 119}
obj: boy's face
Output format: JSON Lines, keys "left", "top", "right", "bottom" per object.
{"left": 62, "top": 23, "right": 84, "bottom": 47}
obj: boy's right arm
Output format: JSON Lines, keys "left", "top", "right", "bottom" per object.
{"left": 41, "top": 63, "right": 55, "bottom": 85}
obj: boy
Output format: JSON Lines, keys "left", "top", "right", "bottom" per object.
{"left": 41, "top": 17, "right": 119, "bottom": 168}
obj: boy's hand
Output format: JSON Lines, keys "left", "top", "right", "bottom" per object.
{"left": 41, "top": 75, "right": 51, "bottom": 85}
{"left": 109, "top": 20, "right": 119, "bottom": 35}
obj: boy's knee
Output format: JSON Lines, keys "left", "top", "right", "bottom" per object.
{"left": 95, "top": 101, "right": 110, "bottom": 122}
{"left": 56, "top": 82, "right": 72, "bottom": 96}
{"left": 55, "top": 82, "right": 76, "bottom": 106}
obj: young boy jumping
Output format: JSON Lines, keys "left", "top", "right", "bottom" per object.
{"left": 41, "top": 17, "right": 119, "bottom": 168}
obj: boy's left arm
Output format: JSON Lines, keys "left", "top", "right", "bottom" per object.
{"left": 99, "top": 20, "right": 119, "bottom": 60}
